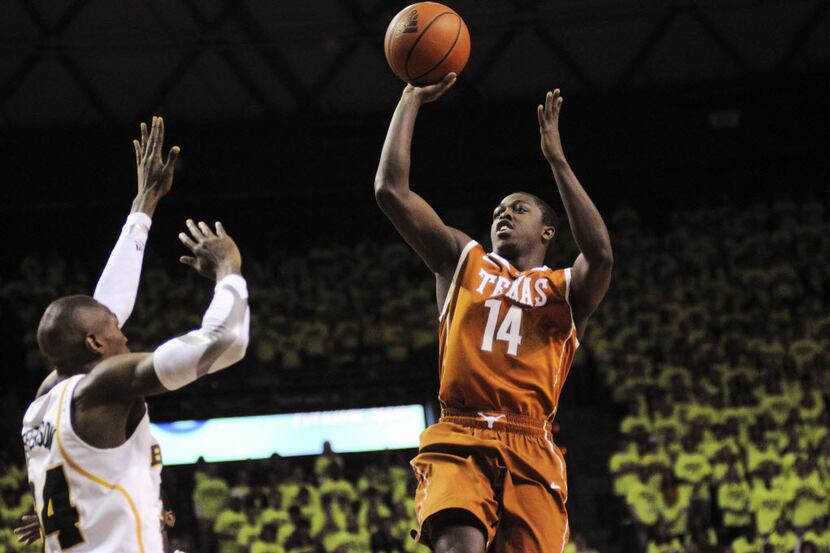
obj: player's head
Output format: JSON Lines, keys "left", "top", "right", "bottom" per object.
{"left": 491, "top": 192, "right": 558, "bottom": 259}
{"left": 37, "top": 295, "right": 128, "bottom": 375}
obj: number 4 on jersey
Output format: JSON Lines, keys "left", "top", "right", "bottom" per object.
{"left": 41, "top": 465, "right": 84, "bottom": 549}
{"left": 481, "top": 299, "right": 523, "bottom": 356}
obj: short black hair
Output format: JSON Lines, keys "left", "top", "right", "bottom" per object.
{"left": 514, "top": 191, "right": 559, "bottom": 231}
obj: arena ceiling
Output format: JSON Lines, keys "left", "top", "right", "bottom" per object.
{"left": 1, "top": 0, "right": 828, "bottom": 130}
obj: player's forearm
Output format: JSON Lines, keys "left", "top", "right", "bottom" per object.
{"left": 548, "top": 158, "right": 612, "bottom": 264}
{"left": 375, "top": 93, "right": 421, "bottom": 200}
{"left": 93, "top": 212, "right": 152, "bottom": 327}
{"left": 152, "top": 274, "right": 250, "bottom": 391}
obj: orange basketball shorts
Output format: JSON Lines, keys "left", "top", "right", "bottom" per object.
{"left": 410, "top": 410, "right": 570, "bottom": 552}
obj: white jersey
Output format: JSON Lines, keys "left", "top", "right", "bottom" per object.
{"left": 21, "top": 374, "right": 164, "bottom": 553}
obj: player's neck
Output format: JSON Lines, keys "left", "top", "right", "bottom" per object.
{"left": 495, "top": 248, "right": 546, "bottom": 272}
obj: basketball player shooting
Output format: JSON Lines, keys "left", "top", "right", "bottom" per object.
{"left": 374, "top": 76, "right": 613, "bottom": 553}
{"left": 18, "top": 117, "right": 251, "bottom": 553}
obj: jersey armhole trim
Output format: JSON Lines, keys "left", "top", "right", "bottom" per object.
{"left": 439, "top": 240, "right": 478, "bottom": 322}
{"left": 564, "top": 267, "right": 580, "bottom": 349}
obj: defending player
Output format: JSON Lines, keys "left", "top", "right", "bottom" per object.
{"left": 19, "top": 117, "right": 251, "bottom": 553}
{"left": 374, "top": 75, "right": 612, "bottom": 553}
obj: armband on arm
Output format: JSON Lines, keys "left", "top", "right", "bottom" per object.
{"left": 93, "top": 213, "right": 152, "bottom": 327}
{"left": 152, "top": 275, "right": 250, "bottom": 390}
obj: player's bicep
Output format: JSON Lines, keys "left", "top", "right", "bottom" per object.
{"left": 570, "top": 253, "right": 612, "bottom": 337}
{"left": 375, "top": 187, "right": 470, "bottom": 277}
{"left": 77, "top": 353, "right": 167, "bottom": 404}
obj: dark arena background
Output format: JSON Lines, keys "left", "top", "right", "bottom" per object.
{"left": 1, "top": 1, "right": 829, "bottom": 552}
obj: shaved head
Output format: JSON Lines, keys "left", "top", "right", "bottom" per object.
{"left": 37, "top": 295, "right": 113, "bottom": 374}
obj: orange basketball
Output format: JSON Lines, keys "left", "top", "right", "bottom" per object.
{"left": 384, "top": 2, "right": 471, "bottom": 86}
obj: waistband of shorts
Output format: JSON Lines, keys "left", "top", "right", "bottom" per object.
{"left": 439, "top": 408, "right": 553, "bottom": 437}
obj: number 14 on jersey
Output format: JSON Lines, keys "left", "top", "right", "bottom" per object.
{"left": 481, "top": 299, "right": 523, "bottom": 356}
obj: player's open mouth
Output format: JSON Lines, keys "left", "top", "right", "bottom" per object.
{"left": 496, "top": 220, "right": 514, "bottom": 234}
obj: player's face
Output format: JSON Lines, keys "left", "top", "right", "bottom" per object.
{"left": 490, "top": 193, "right": 547, "bottom": 255}
{"left": 90, "top": 308, "right": 129, "bottom": 357}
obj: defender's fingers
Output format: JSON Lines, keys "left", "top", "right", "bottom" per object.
{"left": 164, "top": 146, "right": 180, "bottom": 171}
{"left": 186, "top": 219, "right": 204, "bottom": 240}
{"left": 179, "top": 233, "right": 198, "bottom": 251}
{"left": 215, "top": 221, "right": 227, "bottom": 238}
{"left": 146, "top": 117, "right": 159, "bottom": 159}
{"left": 545, "top": 91, "right": 554, "bottom": 115}
{"left": 537, "top": 104, "right": 545, "bottom": 127}
{"left": 149, "top": 116, "right": 160, "bottom": 157}
{"left": 140, "top": 122, "right": 148, "bottom": 149}
{"left": 133, "top": 140, "right": 141, "bottom": 167}
{"left": 197, "top": 221, "right": 215, "bottom": 238}
{"left": 156, "top": 117, "right": 165, "bottom": 154}
{"left": 180, "top": 256, "right": 197, "bottom": 267}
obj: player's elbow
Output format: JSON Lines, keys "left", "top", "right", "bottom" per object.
{"left": 226, "top": 330, "right": 250, "bottom": 365}
{"left": 206, "top": 328, "right": 249, "bottom": 372}
{"left": 374, "top": 180, "right": 402, "bottom": 211}
{"left": 219, "top": 322, "right": 249, "bottom": 362}
{"left": 590, "top": 246, "right": 613, "bottom": 270}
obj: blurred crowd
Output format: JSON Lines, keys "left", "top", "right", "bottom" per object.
{"left": 594, "top": 201, "right": 830, "bottom": 553}
{"left": 0, "top": 464, "right": 37, "bottom": 553}
{"left": 0, "top": 241, "right": 438, "bottom": 384}
{"left": 185, "top": 446, "right": 423, "bottom": 553}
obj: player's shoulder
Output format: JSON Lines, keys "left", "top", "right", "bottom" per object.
{"left": 22, "top": 393, "right": 52, "bottom": 428}
{"left": 535, "top": 266, "right": 572, "bottom": 301}
{"left": 447, "top": 239, "right": 484, "bottom": 281}
{"left": 21, "top": 377, "right": 71, "bottom": 440}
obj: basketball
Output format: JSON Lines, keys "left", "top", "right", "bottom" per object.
{"left": 384, "top": 2, "right": 471, "bottom": 86}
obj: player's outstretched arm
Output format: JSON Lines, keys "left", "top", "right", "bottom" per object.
{"left": 538, "top": 89, "right": 613, "bottom": 339}
{"left": 374, "top": 74, "right": 471, "bottom": 279}
{"left": 93, "top": 116, "right": 180, "bottom": 328}
{"left": 34, "top": 118, "right": 182, "bottom": 399}
{"left": 76, "top": 221, "right": 249, "bottom": 401}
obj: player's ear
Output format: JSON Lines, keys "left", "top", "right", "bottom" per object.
{"left": 84, "top": 334, "right": 105, "bottom": 355}
{"left": 542, "top": 226, "right": 555, "bottom": 244}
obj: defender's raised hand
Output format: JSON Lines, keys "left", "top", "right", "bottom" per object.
{"left": 132, "top": 116, "right": 180, "bottom": 216}
{"left": 403, "top": 72, "right": 457, "bottom": 104}
{"left": 537, "top": 89, "right": 565, "bottom": 164}
{"left": 179, "top": 219, "right": 242, "bottom": 281}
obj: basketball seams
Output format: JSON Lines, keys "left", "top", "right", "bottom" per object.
{"left": 385, "top": 11, "right": 405, "bottom": 79}
{"left": 410, "top": 14, "right": 462, "bottom": 83}
{"left": 403, "top": 11, "right": 455, "bottom": 82}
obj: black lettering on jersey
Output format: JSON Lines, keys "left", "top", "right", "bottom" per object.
{"left": 42, "top": 465, "right": 85, "bottom": 549}
{"left": 22, "top": 421, "right": 56, "bottom": 454}
{"left": 150, "top": 444, "right": 163, "bottom": 467}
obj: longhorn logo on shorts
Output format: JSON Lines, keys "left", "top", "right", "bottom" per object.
{"left": 395, "top": 9, "right": 419, "bottom": 37}
{"left": 477, "top": 412, "right": 506, "bottom": 429}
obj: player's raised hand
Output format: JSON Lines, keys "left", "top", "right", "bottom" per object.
{"left": 132, "top": 116, "right": 180, "bottom": 215}
{"left": 13, "top": 514, "right": 41, "bottom": 545}
{"left": 538, "top": 89, "right": 565, "bottom": 163}
{"left": 179, "top": 219, "right": 242, "bottom": 281}
{"left": 404, "top": 73, "right": 457, "bottom": 104}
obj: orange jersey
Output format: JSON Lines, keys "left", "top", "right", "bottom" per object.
{"left": 438, "top": 241, "right": 579, "bottom": 421}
